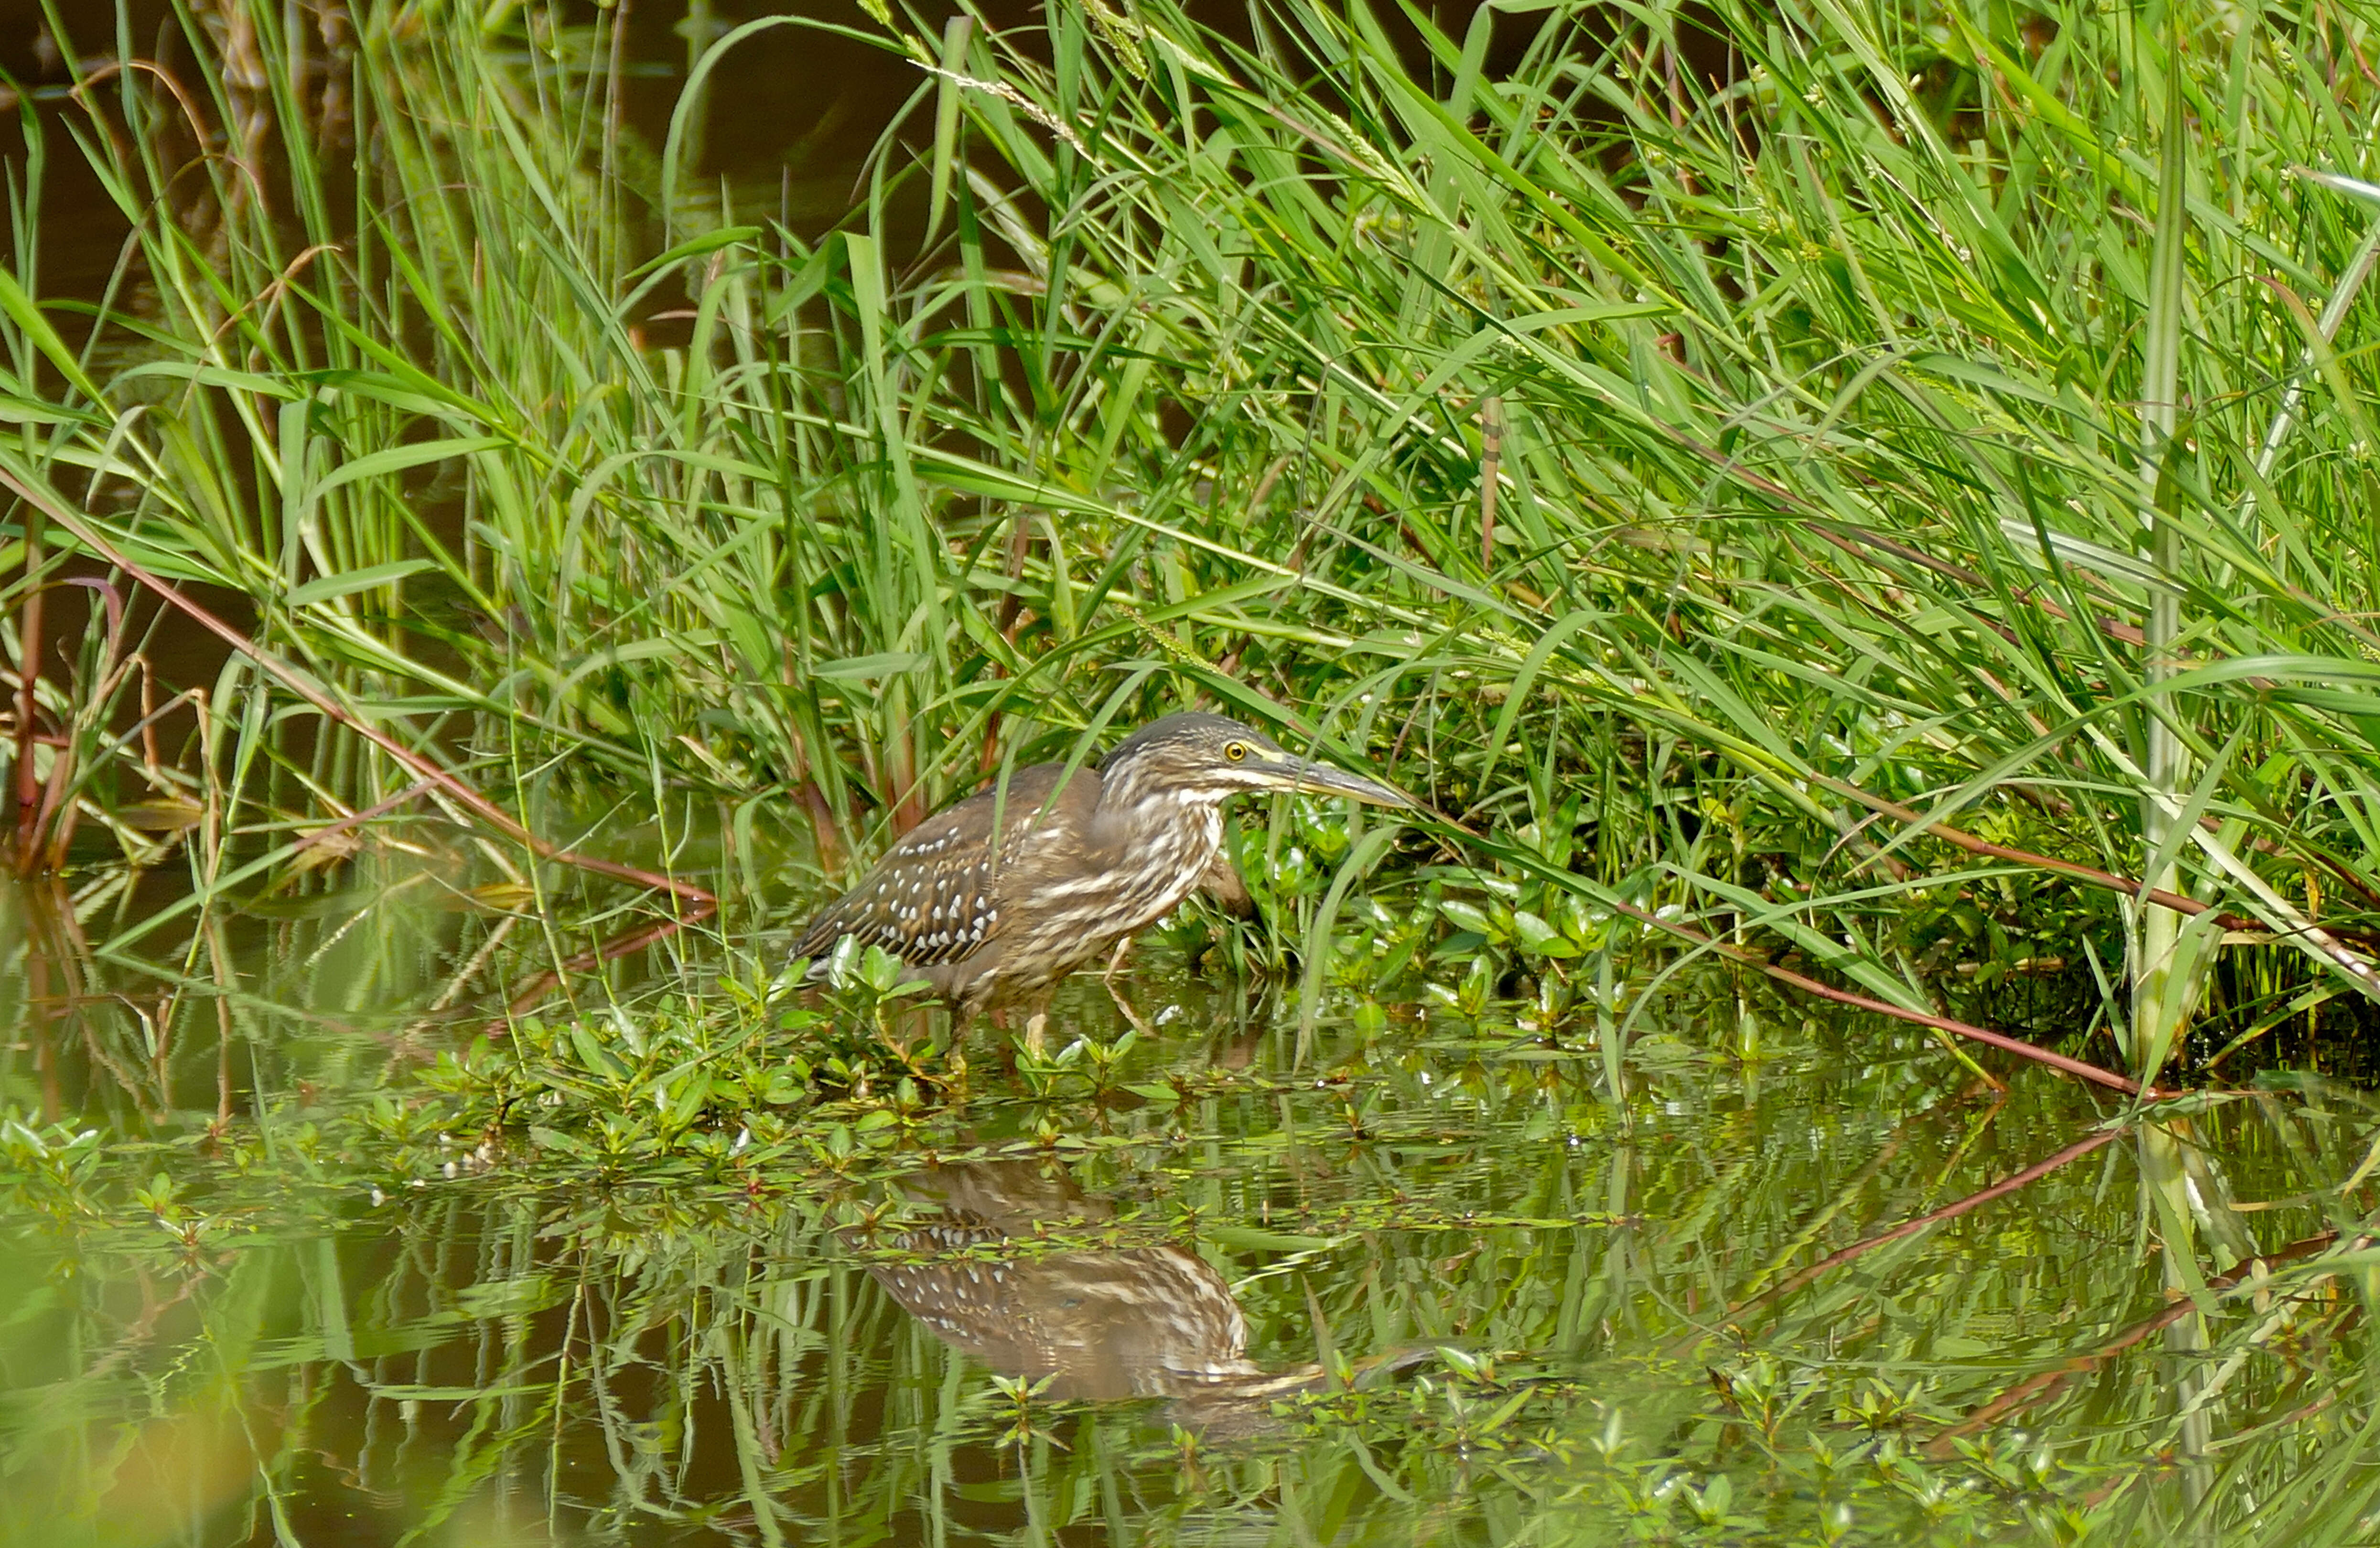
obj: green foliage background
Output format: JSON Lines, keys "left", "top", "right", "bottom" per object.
{"left": 11, "top": 0, "right": 2380, "bottom": 1075}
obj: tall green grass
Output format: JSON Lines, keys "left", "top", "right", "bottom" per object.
{"left": 827, "top": 0, "right": 2380, "bottom": 1084}
{"left": 8, "top": 0, "right": 2380, "bottom": 1082}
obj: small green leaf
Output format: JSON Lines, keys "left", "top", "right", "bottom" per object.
{"left": 1439, "top": 899, "right": 1497, "bottom": 937}
{"left": 666, "top": 1072, "right": 713, "bottom": 1128}
{"left": 568, "top": 1025, "right": 631, "bottom": 1082}
{"left": 1510, "top": 910, "right": 1578, "bottom": 957}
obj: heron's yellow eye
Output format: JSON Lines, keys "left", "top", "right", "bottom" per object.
{"left": 1224, "top": 742, "right": 1248, "bottom": 761}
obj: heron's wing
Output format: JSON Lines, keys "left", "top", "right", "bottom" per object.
{"left": 794, "top": 761, "right": 1100, "bottom": 966}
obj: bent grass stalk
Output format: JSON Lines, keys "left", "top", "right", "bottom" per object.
{"left": 2131, "top": 34, "right": 2195, "bottom": 1088}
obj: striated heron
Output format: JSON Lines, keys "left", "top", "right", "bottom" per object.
{"left": 794, "top": 712, "right": 1408, "bottom": 1040}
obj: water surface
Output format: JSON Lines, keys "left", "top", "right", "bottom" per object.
{"left": 6, "top": 892, "right": 2371, "bottom": 1545}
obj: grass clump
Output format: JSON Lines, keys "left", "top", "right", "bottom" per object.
{"left": 10, "top": 0, "right": 2380, "bottom": 1086}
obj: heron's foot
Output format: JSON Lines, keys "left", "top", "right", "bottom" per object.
{"left": 1021, "top": 1009, "right": 1050, "bottom": 1058}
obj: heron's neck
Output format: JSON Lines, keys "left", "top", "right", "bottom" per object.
{"left": 1093, "top": 764, "right": 1223, "bottom": 843}
{"left": 1094, "top": 754, "right": 1164, "bottom": 817}
{"left": 1088, "top": 768, "right": 1227, "bottom": 914}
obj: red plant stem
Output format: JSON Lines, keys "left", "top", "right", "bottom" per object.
{"left": 501, "top": 912, "right": 699, "bottom": 1019}
{"left": 287, "top": 777, "right": 441, "bottom": 859}
{"left": 1815, "top": 775, "right": 2254, "bottom": 928}
{"left": 0, "top": 470, "right": 715, "bottom": 913}
{"left": 1924, "top": 1227, "right": 2350, "bottom": 1454}
{"left": 1608, "top": 898, "right": 2166, "bottom": 1098}
{"left": 1820, "top": 774, "right": 2380, "bottom": 994}
{"left": 1698, "top": 1128, "right": 2125, "bottom": 1351}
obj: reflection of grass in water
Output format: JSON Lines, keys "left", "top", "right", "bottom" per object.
{"left": 6, "top": 953, "right": 2380, "bottom": 1544}
{"left": 3, "top": 0, "right": 2380, "bottom": 1537}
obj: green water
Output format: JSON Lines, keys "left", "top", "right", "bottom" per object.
{"left": 6, "top": 876, "right": 2376, "bottom": 1546}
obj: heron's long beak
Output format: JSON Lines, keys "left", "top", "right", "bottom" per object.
{"left": 1253, "top": 750, "right": 1413, "bottom": 808}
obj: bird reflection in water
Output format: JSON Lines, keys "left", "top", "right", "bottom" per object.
{"left": 857, "top": 1160, "right": 1334, "bottom": 1432}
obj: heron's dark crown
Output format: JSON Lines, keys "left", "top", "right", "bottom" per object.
{"left": 1099, "top": 712, "right": 1278, "bottom": 773}
{"left": 1095, "top": 711, "right": 1408, "bottom": 809}
{"left": 1084, "top": 713, "right": 1284, "bottom": 809}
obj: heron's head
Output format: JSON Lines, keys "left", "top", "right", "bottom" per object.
{"left": 1098, "top": 713, "right": 1410, "bottom": 809}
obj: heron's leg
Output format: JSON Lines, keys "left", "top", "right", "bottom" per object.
{"left": 1100, "top": 942, "right": 1158, "bottom": 1039}
{"left": 934, "top": 1003, "right": 971, "bottom": 1087}
{"left": 980, "top": 1003, "right": 1023, "bottom": 1073}
{"left": 881, "top": 1001, "right": 936, "bottom": 1064}
{"left": 1104, "top": 989, "right": 1157, "bottom": 1040}
{"left": 1013, "top": 984, "right": 1069, "bottom": 1058}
